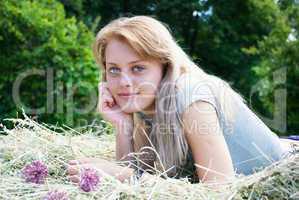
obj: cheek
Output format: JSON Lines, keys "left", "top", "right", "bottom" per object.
{"left": 106, "top": 79, "right": 118, "bottom": 94}
{"left": 140, "top": 72, "right": 163, "bottom": 92}
{"left": 138, "top": 79, "right": 159, "bottom": 94}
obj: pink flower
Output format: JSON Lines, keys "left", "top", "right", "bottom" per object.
{"left": 79, "top": 168, "right": 101, "bottom": 192}
{"left": 43, "top": 190, "right": 69, "bottom": 200}
{"left": 21, "top": 160, "right": 48, "bottom": 184}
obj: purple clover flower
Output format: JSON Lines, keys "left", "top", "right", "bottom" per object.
{"left": 21, "top": 160, "right": 48, "bottom": 184}
{"left": 79, "top": 168, "right": 101, "bottom": 192}
{"left": 43, "top": 190, "right": 69, "bottom": 200}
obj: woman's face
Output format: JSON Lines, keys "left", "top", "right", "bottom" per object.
{"left": 104, "top": 38, "right": 164, "bottom": 114}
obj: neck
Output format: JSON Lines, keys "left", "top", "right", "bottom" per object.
{"left": 140, "top": 102, "right": 155, "bottom": 118}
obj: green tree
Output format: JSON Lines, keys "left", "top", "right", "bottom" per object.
{"left": 0, "top": 0, "right": 99, "bottom": 127}
{"left": 191, "top": 0, "right": 281, "bottom": 92}
{"left": 251, "top": 0, "right": 299, "bottom": 135}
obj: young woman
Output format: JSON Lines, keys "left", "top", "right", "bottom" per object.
{"left": 67, "top": 16, "right": 294, "bottom": 184}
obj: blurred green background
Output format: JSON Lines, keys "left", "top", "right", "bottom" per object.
{"left": 0, "top": 0, "right": 298, "bottom": 136}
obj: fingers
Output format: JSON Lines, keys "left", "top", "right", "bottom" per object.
{"left": 68, "top": 160, "right": 80, "bottom": 165}
{"left": 67, "top": 165, "right": 79, "bottom": 176}
{"left": 68, "top": 175, "right": 80, "bottom": 183}
{"left": 66, "top": 163, "right": 80, "bottom": 184}
{"left": 67, "top": 159, "right": 97, "bottom": 175}
{"left": 98, "top": 82, "right": 115, "bottom": 112}
{"left": 67, "top": 160, "right": 89, "bottom": 183}
{"left": 99, "top": 82, "right": 113, "bottom": 99}
{"left": 66, "top": 159, "right": 104, "bottom": 184}
{"left": 69, "top": 158, "right": 96, "bottom": 164}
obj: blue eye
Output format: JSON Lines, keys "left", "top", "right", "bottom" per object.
{"left": 132, "top": 65, "right": 145, "bottom": 73}
{"left": 108, "top": 67, "right": 120, "bottom": 75}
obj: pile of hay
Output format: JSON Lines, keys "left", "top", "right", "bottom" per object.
{"left": 0, "top": 116, "right": 298, "bottom": 200}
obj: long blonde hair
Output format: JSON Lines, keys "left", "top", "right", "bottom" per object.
{"left": 93, "top": 16, "right": 245, "bottom": 177}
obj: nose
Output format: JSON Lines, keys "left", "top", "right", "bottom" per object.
{"left": 119, "top": 72, "right": 133, "bottom": 88}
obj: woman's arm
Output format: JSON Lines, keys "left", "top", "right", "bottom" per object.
{"left": 182, "top": 101, "right": 235, "bottom": 183}
{"left": 68, "top": 119, "right": 157, "bottom": 184}
{"left": 115, "top": 121, "right": 134, "bottom": 161}
{"left": 67, "top": 157, "right": 156, "bottom": 184}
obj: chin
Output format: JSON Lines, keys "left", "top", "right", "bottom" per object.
{"left": 118, "top": 105, "right": 138, "bottom": 114}
{"left": 121, "top": 108, "right": 136, "bottom": 114}
{"left": 120, "top": 104, "right": 149, "bottom": 114}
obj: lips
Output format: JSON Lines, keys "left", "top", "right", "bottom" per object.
{"left": 117, "top": 92, "right": 139, "bottom": 97}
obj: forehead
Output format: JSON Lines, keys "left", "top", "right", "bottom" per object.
{"left": 105, "top": 38, "right": 143, "bottom": 64}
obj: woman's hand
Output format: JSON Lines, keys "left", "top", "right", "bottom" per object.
{"left": 67, "top": 158, "right": 101, "bottom": 183}
{"left": 98, "top": 82, "right": 133, "bottom": 127}
{"left": 66, "top": 158, "right": 135, "bottom": 183}
{"left": 98, "top": 81, "right": 135, "bottom": 161}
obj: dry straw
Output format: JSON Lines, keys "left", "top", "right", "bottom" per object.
{"left": 0, "top": 114, "right": 298, "bottom": 199}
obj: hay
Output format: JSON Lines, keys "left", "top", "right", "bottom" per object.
{"left": 0, "top": 115, "right": 298, "bottom": 200}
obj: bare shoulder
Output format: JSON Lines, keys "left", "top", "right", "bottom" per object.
{"left": 181, "top": 100, "right": 220, "bottom": 137}
{"left": 181, "top": 100, "right": 235, "bottom": 182}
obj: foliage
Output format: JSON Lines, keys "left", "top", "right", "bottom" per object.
{"left": 251, "top": 0, "right": 299, "bottom": 135}
{"left": 0, "top": 0, "right": 100, "bottom": 127}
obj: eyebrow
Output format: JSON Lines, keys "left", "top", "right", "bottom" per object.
{"left": 106, "top": 60, "right": 145, "bottom": 66}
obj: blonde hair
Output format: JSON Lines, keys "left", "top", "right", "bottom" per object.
{"left": 93, "top": 16, "right": 245, "bottom": 177}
